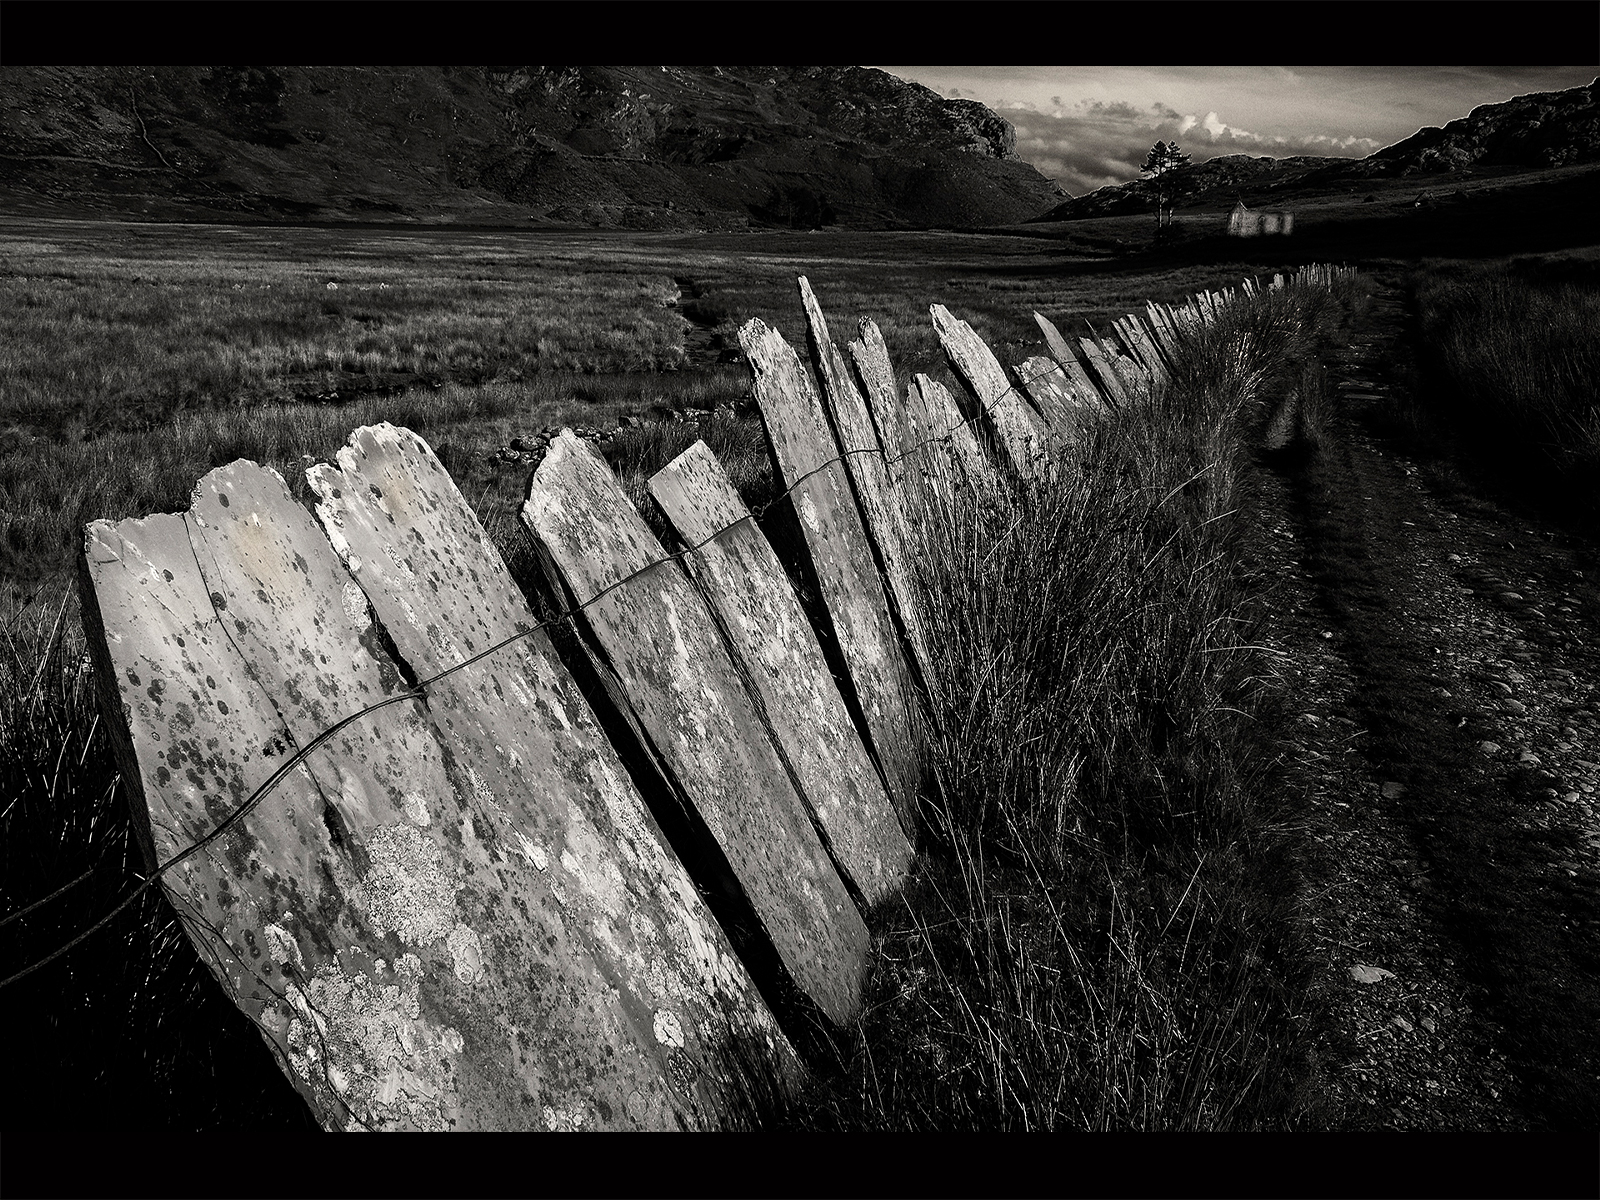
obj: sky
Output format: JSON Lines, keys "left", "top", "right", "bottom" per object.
{"left": 877, "top": 67, "right": 1600, "bottom": 197}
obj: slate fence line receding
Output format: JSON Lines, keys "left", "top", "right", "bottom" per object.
{"left": 45, "top": 266, "right": 1350, "bottom": 1130}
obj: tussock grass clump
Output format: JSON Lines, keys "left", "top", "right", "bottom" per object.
{"left": 1409, "top": 260, "right": 1600, "bottom": 526}
{"left": 753, "top": 270, "right": 1359, "bottom": 1130}
{"left": 0, "top": 595, "right": 314, "bottom": 1127}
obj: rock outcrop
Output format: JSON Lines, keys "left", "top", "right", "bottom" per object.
{"left": 1033, "top": 153, "right": 1353, "bottom": 220}
{"left": 1370, "top": 76, "right": 1600, "bottom": 173}
{"left": 0, "top": 65, "right": 1067, "bottom": 229}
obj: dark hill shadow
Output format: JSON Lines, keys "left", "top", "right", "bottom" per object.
{"left": 989, "top": 165, "right": 1600, "bottom": 281}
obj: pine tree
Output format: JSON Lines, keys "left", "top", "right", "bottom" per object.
{"left": 1142, "top": 141, "right": 1191, "bottom": 230}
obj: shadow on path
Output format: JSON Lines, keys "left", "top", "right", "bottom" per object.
{"left": 1276, "top": 288, "right": 1600, "bottom": 1129}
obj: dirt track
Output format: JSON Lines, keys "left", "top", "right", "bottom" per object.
{"left": 1254, "top": 281, "right": 1600, "bottom": 1130}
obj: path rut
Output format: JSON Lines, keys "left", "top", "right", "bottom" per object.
{"left": 1258, "top": 281, "right": 1600, "bottom": 1129}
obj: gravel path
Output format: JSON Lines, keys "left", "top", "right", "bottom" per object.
{"left": 1254, "top": 282, "right": 1600, "bottom": 1130}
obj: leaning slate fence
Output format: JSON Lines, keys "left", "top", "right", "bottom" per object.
{"left": 31, "top": 265, "right": 1351, "bottom": 1130}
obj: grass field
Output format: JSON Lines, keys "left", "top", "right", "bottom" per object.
{"left": 0, "top": 216, "right": 1308, "bottom": 610}
{"left": 0, "top": 210, "right": 1470, "bottom": 1129}
{"left": 1406, "top": 254, "right": 1600, "bottom": 530}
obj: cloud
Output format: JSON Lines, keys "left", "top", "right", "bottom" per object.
{"left": 1199, "top": 111, "right": 1279, "bottom": 145}
{"left": 883, "top": 65, "right": 1600, "bottom": 171}
{"left": 1303, "top": 133, "right": 1383, "bottom": 152}
{"left": 1003, "top": 100, "right": 1195, "bottom": 194}
{"left": 1077, "top": 99, "right": 1146, "bottom": 121}
{"left": 1003, "top": 101, "right": 1381, "bottom": 195}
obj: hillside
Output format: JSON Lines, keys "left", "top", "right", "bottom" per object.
{"left": 1034, "top": 75, "right": 1600, "bottom": 221}
{"left": 1031, "top": 153, "right": 1355, "bottom": 219}
{"left": 1372, "top": 74, "right": 1600, "bottom": 172}
{"left": 0, "top": 65, "right": 1068, "bottom": 230}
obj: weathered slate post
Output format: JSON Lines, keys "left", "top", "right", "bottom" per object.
{"left": 1171, "top": 300, "right": 1204, "bottom": 336}
{"left": 930, "top": 304, "right": 1048, "bottom": 481}
{"left": 798, "top": 277, "right": 934, "bottom": 696}
{"left": 1012, "top": 355, "right": 1102, "bottom": 438}
{"left": 848, "top": 321, "right": 983, "bottom": 600}
{"left": 846, "top": 319, "right": 984, "bottom": 598}
{"left": 1143, "top": 301, "right": 1184, "bottom": 363}
{"left": 82, "top": 447, "right": 789, "bottom": 1131}
{"left": 1113, "top": 315, "right": 1170, "bottom": 384}
{"left": 648, "top": 440, "right": 913, "bottom": 905}
{"left": 1076, "top": 333, "right": 1133, "bottom": 406}
{"left": 864, "top": 329, "right": 998, "bottom": 508}
{"left": 905, "top": 373, "right": 1006, "bottom": 500}
{"left": 306, "top": 423, "right": 794, "bottom": 1122}
{"left": 1105, "top": 333, "right": 1155, "bottom": 396}
{"left": 1034, "top": 312, "right": 1112, "bottom": 410}
{"left": 82, "top": 469, "right": 494, "bottom": 1133}
{"left": 845, "top": 319, "right": 914, "bottom": 492}
{"left": 739, "top": 317, "right": 925, "bottom": 832}
{"left": 523, "top": 431, "right": 870, "bottom": 1025}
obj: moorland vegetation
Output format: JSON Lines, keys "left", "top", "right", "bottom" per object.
{"left": 0, "top": 218, "right": 1281, "bottom": 610}
{"left": 2, "top": 171, "right": 1598, "bottom": 1130}
{"left": 1405, "top": 257, "right": 1600, "bottom": 527}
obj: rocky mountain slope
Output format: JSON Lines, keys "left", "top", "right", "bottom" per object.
{"left": 1036, "top": 75, "right": 1600, "bottom": 221}
{"left": 0, "top": 66, "right": 1067, "bottom": 229}
{"left": 1033, "top": 153, "right": 1353, "bottom": 219}
{"left": 1371, "top": 75, "right": 1600, "bottom": 173}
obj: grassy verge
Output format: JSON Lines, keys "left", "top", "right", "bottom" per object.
{"left": 732, "top": 268, "right": 1364, "bottom": 1129}
{"left": 1403, "top": 256, "right": 1600, "bottom": 530}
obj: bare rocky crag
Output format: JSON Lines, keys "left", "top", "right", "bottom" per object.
{"left": 0, "top": 66, "right": 1067, "bottom": 229}
{"left": 1035, "top": 76, "right": 1600, "bottom": 221}
{"left": 1368, "top": 75, "right": 1600, "bottom": 173}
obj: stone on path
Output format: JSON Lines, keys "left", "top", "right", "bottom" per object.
{"left": 1351, "top": 963, "right": 1397, "bottom": 984}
